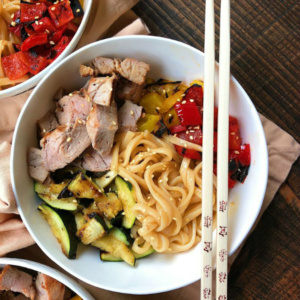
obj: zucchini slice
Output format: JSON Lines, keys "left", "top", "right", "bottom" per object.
{"left": 34, "top": 181, "right": 69, "bottom": 195}
{"left": 77, "top": 215, "right": 107, "bottom": 245}
{"left": 38, "top": 194, "right": 78, "bottom": 211}
{"left": 74, "top": 212, "right": 86, "bottom": 232}
{"left": 38, "top": 205, "right": 78, "bottom": 259}
{"left": 109, "top": 227, "right": 130, "bottom": 246}
{"left": 115, "top": 176, "right": 136, "bottom": 228}
{"left": 92, "top": 234, "right": 135, "bottom": 266}
{"left": 95, "top": 193, "right": 123, "bottom": 220}
{"left": 100, "top": 247, "right": 155, "bottom": 262}
{"left": 94, "top": 170, "right": 118, "bottom": 189}
{"left": 60, "top": 172, "right": 102, "bottom": 199}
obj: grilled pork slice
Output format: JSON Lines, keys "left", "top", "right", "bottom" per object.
{"left": 92, "top": 57, "right": 115, "bottom": 75}
{"left": 87, "top": 74, "right": 117, "bottom": 106}
{"left": 82, "top": 146, "right": 112, "bottom": 172}
{"left": 115, "top": 77, "right": 143, "bottom": 103}
{"left": 117, "top": 100, "right": 142, "bottom": 133}
{"left": 37, "top": 111, "right": 59, "bottom": 139}
{"left": 56, "top": 89, "right": 92, "bottom": 125}
{"left": 86, "top": 103, "right": 118, "bottom": 156}
{"left": 41, "top": 120, "right": 91, "bottom": 171}
{"left": 79, "top": 64, "right": 94, "bottom": 77}
{"left": 35, "top": 273, "right": 65, "bottom": 300}
{"left": 28, "top": 147, "right": 49, "bottom": 182}
{"left": 92, "top": 57, "right": 150, "bottom": 85}
{"left": 0, "top": 265, "right": 35, "bottom": 300}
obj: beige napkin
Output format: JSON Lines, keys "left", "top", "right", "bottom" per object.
{"left": 1, "top": 0, "right": 300, "bottom": 297}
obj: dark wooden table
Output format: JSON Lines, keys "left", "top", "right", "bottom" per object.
{"left": 133, "top": 0, "right": 300, "bottom": 299}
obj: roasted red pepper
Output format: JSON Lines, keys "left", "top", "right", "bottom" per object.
{"left": 176, "top": 128, "right": 203, "bottom": 146}
{"left": 9, "top": 10, "right": 22, "bottom": 38}
{"left": 49, "top": 26, "right": 66, "bottom": 44}
{"left": 169, "top": 124, "right": 187, "bottom": 134}
{"left": 19, "top": 52, "right": 48, "bottom": 75}
{"left": 32, "top": 17, "right": 56, "bottom": 34}
{"left": 1, "top": 52, "right": 28, "bottom": 80}
{"left": 229, "top": 143, "right": 251, "bottom": 167}
{"left": 21, "top": 33, "right": 48, "bottom": 52}
{"left": 174, "top": 100, "right": 202, "bottom": 126}
{"left": 174, "top": 145, "right": 202, "bottom": 160}
{"left": 51, "top": 35, "right": 69, "bottom": 59}
{"left": 184, "top": 84, "right": 204, "bottom": 107}
{"left": 48, "top": 0, "right": 74, "bottom": 28}
{"left": 20, "top": 3, "right": 47, "bottom": 23}
{"left": 229, "top": 116, "right": 242, "bottom": 150}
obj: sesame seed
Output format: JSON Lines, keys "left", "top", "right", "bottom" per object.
{"left": 45, "top": 29, "right": 50, "bottom": 34}
{"left": 236, "top": 137, "right": 239, "bottom": 140}
{"left": 36, "top": 2, "right": 40, "bottom": 4}
{"left": 189, "top": 136, "right": 194, "bottom": 140}
{"left": 85, "top": 153, "right": 90, "bottom": 157}
{"left": 234, "top": 150, "right": 240, "bottom": 154}
{"left": 230, "top": 132, "right": 235, "bottom": 135}
{"left": 122, "top": 212, "right": 126, "bottom": 215}
{"left": 184, "top": 143, "right": 187, "bottom": 147}
{"left": 159, "top": 179, "right": 163, "bottom": 183}
{"left": 11, "top": 21, "right": 16, "bottom": 26}
{"left": 76, "top": 8, "right": 80, "bottom": 12}
{"left": 130, "top": 110, "right": 134, "bottom": 116}
{"left": 69, "top": 93, "right": 72, "bottom": 96}
{"left": 43, "top": 129, "right": 46, "bottom": 133}
{"left": 155, "top": 106, "right": 160, "bottom": 111}
{"left": 195, "top": 126, "right": 200, "bottom": 129}
{"left": 143, "top": 209, "right": 147, "bottom": 213}
{"left": 182, "top": 94, "right": 185, "bottom": 97}
{"left": 190, "top": 130, "right": 195, "bottom": 133}
{"left": 73, "top": 200, "right": 77, "bottom": 203}
{"left": 173, "top": 217, "right": 177, "bottom": 221}
{"left": 169, "top": 114, "right": 172, "bottom": 117}
{"left": 182, "top": 100, "right": 186, "bottom": 104}
{"left": 186, "top": 130, "right": 189, "bottom": 134}
{"left": 66, "top": 137, "right": 72, "bottom": 142}
{"left": 77, "top": 119, "right": 82, "bottom": 124}
{"left": 150, "top": 236, "right": 155, "bottom": 240}
{"left": 147, "top": 195, "right": 151, "bottom": 199}
{"left": 146, "top": 165, "right": 150, "bottom": 170}
{"left": 177, "top": 99, "right": 181, "bottom": 102}
{"left": 51, "top": 7, "right": 55, "bottom": 10}
{"left": 39, "top": 22, "right": 43, "bottom": 25}
{"left": 151, "top": 174, "right": 154, "bottom": 178}
{"left": 190, "top": 99, "right": 194, "bottom": 102}
{"left": 50, "top": 41, "right": 55, "bottom": 45}
{"left": 130, "top": 234, "right": 134, "bottom": 238}
{"left": 112, "top": 121, "right": 117, "bottom": 125}
{"left": 86, "top": 116, "right": 90, "bottom": 120}
{"left": 35, "top": 16, "right": 39, "bottom": 19}
{"left": 142, "top": 112, "right": 146, "bottom": 118}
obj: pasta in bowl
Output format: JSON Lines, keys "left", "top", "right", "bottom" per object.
{"left": 11, "top": 36, "right": 268, "bottom": 294}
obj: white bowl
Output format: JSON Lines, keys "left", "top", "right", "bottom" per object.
{"left": 11, "top": 36, "right": 268, "bottom": 294}
{"left": 0, "top": 257, "right": 94, "bottom": 299}
{"left": 0, "top": 0, "right": 92, "bottom": 99}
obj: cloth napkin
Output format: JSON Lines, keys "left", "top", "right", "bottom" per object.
{"left": 1, "top": 0, "right": 300, "bottom": 298}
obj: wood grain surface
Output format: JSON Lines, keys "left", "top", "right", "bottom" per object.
{"left": 133, "top": 0, "right": 300, "bottom": 299}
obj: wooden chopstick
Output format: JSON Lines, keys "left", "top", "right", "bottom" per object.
{"left": 201, "top": 0, "right": 215, "bottom": 299}
{"left": 216, "top": 0, "right": 230, "bottom": 299}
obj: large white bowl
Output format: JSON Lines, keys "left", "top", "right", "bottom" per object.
{"left": 0, "top": 257, "right": 94, "bottom": 299}
{"left": 0, "top": 0, "right": 92, "bottom": 99}
{"left": 11, "top": 36, "right": 268, "bottom": 294}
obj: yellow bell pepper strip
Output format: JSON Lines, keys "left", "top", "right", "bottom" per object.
{"left": 144, "top": 79, "right": 182, "bottom": 98}
{"left": 160, "top": 89, "right": 185, "bottom": 113}
{"left": 69, "top": 296, "right": 83, "bottom": 300}
{"left": 189, "top": 79, "right": 204, "bottom": 87}
{"left": 163, "top": 107, "right": 180, "bottom": 128}
{"left": 137, "top": 114, "right": 161, "bottom": 132}
{"left": 139, "top": 92, "right": 165, "bottom": 114}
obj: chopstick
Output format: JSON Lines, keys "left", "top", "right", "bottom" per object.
{"left": 201, "top": 0, "right": 230, "bottom": 299}
{"left": 201, "top": 0, "right": 215, "bottom": 299}
{"left": 216, "top": 0, "right": 230, "bottom": 299}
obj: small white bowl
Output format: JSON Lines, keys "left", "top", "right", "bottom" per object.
{"left": 0, "top": 0, "right": 92, "bottom": 99}
{"left": 0, "top": 257, "right": 94, "bottom": 299}
{"left": 11, "top": 36, "right": 268, "bottom": 294}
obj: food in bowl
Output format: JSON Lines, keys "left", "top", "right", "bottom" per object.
{"left": 27, "top": 56, "right": 251, "bottom": 266}
{"left": 0, "top": 264, "right": 81, "bottom": 299}
{"left": 0, "top": 0, "right": 84, "bottom": 91}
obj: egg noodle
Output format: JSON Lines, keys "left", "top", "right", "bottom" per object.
{"left": 111, "top": 130, "right": 217, "bottom": 254}
{"left": 0, "top": 0, "right": 28, "bottom": 90}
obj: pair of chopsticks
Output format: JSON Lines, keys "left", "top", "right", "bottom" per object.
{"left": 201, "top": 0, "right": 230, "bottom": 299}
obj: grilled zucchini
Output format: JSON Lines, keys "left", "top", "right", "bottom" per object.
{"left": 38, "top": 194, "right": 78, "bottom": 211}
{"left": 38, "top": 205, "right": 78, "bottom": 259}
{"left": 95, "top": 193, "right": 123, "bottom": 220}
{"left": 115, "top": 176, "right": 136, "bottom": 228}
{"left": 94, "top": 170, "right": 118, "bottom": 189}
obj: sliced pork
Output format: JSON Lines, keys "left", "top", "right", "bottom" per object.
{"left": 41, "top": 120, "right": 91, "bottom": 171}
{"left": 92, "top": 57, "right": 150, "bottom": 85}
{"left": 117, "top": 100, "right": 142, "bottom": 133}
{"left": 92, "top": 57, "right": 115, "bottom": 75}
{"left": 79, "top": 64, "right": 94, "bottom": 77}
{"left": 115, "top": 58, "right": 150, "bottom": 85}
{"left": 37, "top": 111, "right": 59, "bottom": 139}
{"left": 56, "top": 89, "right": 91, "bottom": 125}
{"left": 86, "top": 74, "right": 117, "bottom": 106}
{"left": 115, "top": 77, "right": 143, "bottom": 103}
{"left": 28, "top": 147, "right": 49, "bottom": 183}
{"left": 86, "top": 103, "right": 118, "bottom": 156}
{"left": 35, "top": 273, "right": 65, "bottom": 300}
{"left": 82, "top": 146, "right": 112, "bottom": 172}
{"left": 0, "top": 265, "right": 35, "bottom": 300}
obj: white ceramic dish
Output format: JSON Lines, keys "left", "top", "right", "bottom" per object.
{"left": 0, "top": 0, "right": 92, "bottom": 99}
{"left": 0, "top": 257, "right": 94, "bottom": 299}
{"left": 11, "top": 36, "right": 268, "bottom": 294}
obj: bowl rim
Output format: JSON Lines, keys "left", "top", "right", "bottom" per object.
{"left": 11, "top": 35, "right": 269, "bottom": 294}
{"left": 0, "top": 257, "right": 95, "bottom": 299}
{"left": 0, "top": 0, "right": 93, "bottom": 99}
